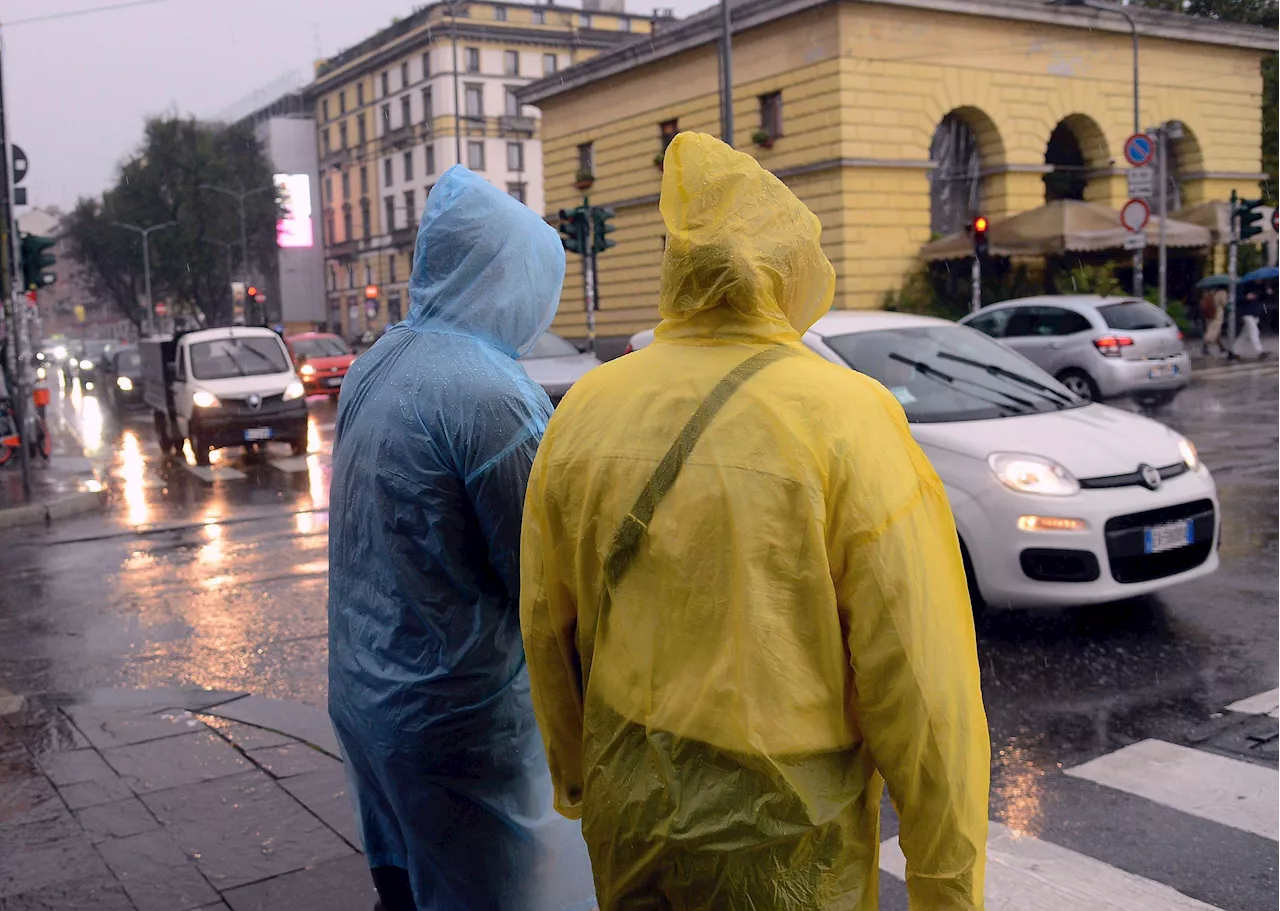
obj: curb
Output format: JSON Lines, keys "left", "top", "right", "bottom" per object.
{"left": 0, "top": 486, "right": 108, "bottom": 530}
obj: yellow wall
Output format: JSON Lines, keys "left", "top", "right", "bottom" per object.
{"left": 537, "top": 0, "right": 1267, "bottom": 337}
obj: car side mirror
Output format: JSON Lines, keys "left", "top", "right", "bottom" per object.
{"left": 297, "top": 353, "right": 308, "bottom": 364}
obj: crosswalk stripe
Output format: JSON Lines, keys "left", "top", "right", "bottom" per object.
{"left": 268, "top": 455, "right": 312, "bottom": 474}
{"left": 183, "top": 463, "right": 247, "bottom": 482}
{"left": 1065, "top": 739, "right": 1278, "bottom": 841}
{"left": 879, "top": 821, "right": 1222, "bottom": 910}
{"left": 1226, "top": 687, "right": 1280, "bottom": 718}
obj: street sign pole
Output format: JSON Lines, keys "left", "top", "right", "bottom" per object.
{"left": 970, "top": 253, "right": 980, "bottom": 314}
{"left": 0, "top": 37, "right": 32, "bottom": 498}
{"left": 1123, "top": 132, "right": 1155, "bottom": 299}
{"left": 1228, "top": 189, "right": 1239, "bottom": 353}
{"left": 1156, "top": 127, "right": 1168, "bottom": 311}
{"left": 582, "top": 196, "right": 596, "bottom": 354}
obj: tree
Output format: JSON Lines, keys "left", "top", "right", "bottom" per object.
{"left": 62, "top": 116, "right": 282, "bottom": 329}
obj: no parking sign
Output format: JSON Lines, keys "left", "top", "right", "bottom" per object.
{"left": 1123, "top": 133, "right": 1156, "bottom": 167}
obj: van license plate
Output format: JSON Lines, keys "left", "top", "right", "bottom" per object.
{"left": 244, "top": 428, "right": 272, "bottom": 442}
{"left": 326, "top": 377, "right": 342, "bottom": 387}
{"left": 1148, "top": 364, "right": 1178, "bottom": 379}
{"left": 1144, "top": 520, "right": 1193, "bottom": 554}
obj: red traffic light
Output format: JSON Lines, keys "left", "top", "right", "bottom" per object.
{"left": 365, "top": 284, "right": 379, "bottom": 300}
{"left": 246, "top": 285, "right": 259, "bottom": 298}
{"left": 973, "top": 216, "right": 989, "bottom": 234}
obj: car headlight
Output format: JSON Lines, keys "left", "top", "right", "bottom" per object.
{"left": 299, "top": 364, "right": 316, "bottom": 376}
{"left": 282, "top": 380, "right": 305, "bottom": 401}
{"left": 192, "top": 390, "right": 220, "bottom": 408}
{"left": 1178, "top": 436, "right": 1200, "bottom": 472}
{"left": 53, "top": 346, "right": 66, "bottom": 360}
{"left": 36, "top": 352, "right": 45, "bottom": 361}
{"left": 988, "top": 452, "right": 1080, "bottom": 496}
{"left": 116, "top": 376, "right": 134, "bottom": 392}
{"left": 79, "top": 359, "right": 93, "bottom": 371}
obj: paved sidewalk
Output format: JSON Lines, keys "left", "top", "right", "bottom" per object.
{"left": 0, "top": 687, "right": 376, "bottom": 911}
{"left": 0, "top": 397, "right": 105, "bottom": 527}
{"left": 1189, "top": 331, "right": 1278, "bottom": 373}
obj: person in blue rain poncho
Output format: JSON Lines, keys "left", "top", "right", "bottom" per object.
{"left": 328, "top": 166, "right": 597, "bottom": 911}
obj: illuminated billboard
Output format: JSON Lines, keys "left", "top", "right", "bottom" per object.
{"left": 275, "top": 173, "right": 314, "bottom": 248}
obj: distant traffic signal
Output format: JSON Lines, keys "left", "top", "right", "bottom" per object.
{"left": 1236, "top": 197, "right": 1265, "bottom": 241}
{"left": 19, "top": 233, "right": 56, "bottom": 290}
{"left": 558, "top": 207, "right": 588, "bottom": 256}
{"left": 591, "top": 206, "right": 617, "bottom": 255}
{"left": 972, "top": 215, "right": 990, "bottom": 259}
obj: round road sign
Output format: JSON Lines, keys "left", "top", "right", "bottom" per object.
{"left": 1120, "top": 197, "right": 1151, "bottom": 233}
{"left": 154, "top": 301, "right": 168, "bottom": 317}
{"left": 1123, "top": 133, "right": 1156, "bottom": 167}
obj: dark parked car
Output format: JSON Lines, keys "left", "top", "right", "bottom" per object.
{"left": 102, "top": 346, "right": 144, "bottom": 410}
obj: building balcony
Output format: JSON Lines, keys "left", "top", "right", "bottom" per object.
{"left": 499, "top": 115, "right": 537, "bottom": 136}
{"left": 391, "top": 226, "right": 418, "bottom": 249}
{"left": 380, "top": 124, "right": 418, "bottom": 152}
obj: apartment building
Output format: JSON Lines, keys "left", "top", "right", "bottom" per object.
{"left": 306, "top": 0, "right": 653, "bottom": 338}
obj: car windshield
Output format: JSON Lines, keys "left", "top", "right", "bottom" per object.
{"left": 116, "top": 350, "right": 142, "bottom": 373}
{"left": 291, "top": 336, "right": 352, "bottom": 358}
{"left": 1096, "top": 300, "right": 1174, "bottom": 331}
{"left": 521, "top": 333, "right": 580, "bottom": 359}
{"left": 822, "top": 325, "right": 1083, "bottom": 423}
{"left": 190, "top": 337, "right": 290, "bottom": 380}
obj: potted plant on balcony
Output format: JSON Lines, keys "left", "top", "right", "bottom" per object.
{"left": 752, "top": 130, "right": 774, "bottom": 150}
{"left": 574, "top": 168, "right": 595, "bottom": 191}
{"left": 653, "top": 151, "right": 665, "bottom": 169}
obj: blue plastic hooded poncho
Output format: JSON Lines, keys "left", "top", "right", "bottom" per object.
{"left": 328, "top": 167, "right": 594, "bottom": 910}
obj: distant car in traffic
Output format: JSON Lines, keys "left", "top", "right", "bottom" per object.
{"left": 285, "top": 332, "right": 357, "bottom": 397}
{"left": 625, "top": 311, "right": 1218, "bottom": 609}
{"left": 70, "top": 340, "right": 121, "bottom": 392}
{"left": 518, "top": 331, "right": 603, "bottom": 405}
{"left": 102, "top": 346, "right": 145, "bottom": 410}
{"left": 959, "top": 295, "right": 1190, "bottom": 406}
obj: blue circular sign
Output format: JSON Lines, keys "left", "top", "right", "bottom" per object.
{"left": 1124, "top": 133, "right": 1155, "bottom": 167}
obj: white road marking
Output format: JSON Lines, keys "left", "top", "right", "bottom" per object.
{"left": 1226, "top": 688, "right": 1280, "bottom": 719}
{"left": 1066, "top": 739, "right": 1278, "bottom": 841}
{"left": 268, "top": 456, "right": 311, "bottom": 474}
{"left": 880, "top": 821, "right": 1222, "bottom": 910}
{"left": 183, "top": 463, "right": 247, "bottom": 482}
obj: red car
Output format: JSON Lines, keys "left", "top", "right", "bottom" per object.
{"left": 285, "top": 332, "right": 357, "bottom": 396}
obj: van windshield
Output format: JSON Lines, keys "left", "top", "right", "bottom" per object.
{"left": 190, "top": 337, "right": 290, "bottom": 380}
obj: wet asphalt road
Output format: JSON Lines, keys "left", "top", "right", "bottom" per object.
{"left": 0, "top": 364, "right": 1277, "bottom": 909}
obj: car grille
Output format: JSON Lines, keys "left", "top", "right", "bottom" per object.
{"left": 1079, "top": 462, "right": 1188, "bottom": 490}
{"left": 1104, "top": 498, "right": 1215, "bottom": 584}
{"left": 222, "top": 394, "right": 289, "bottom": 416}
{"left": 1019, "top": 548, "right": 1101, "bottom": 583}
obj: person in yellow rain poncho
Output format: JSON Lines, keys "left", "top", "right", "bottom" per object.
{"left": 520, "top": 132, "right": 990, "bottom": 911}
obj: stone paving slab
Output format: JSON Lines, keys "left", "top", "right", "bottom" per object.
{"left": 202, "top": 695, "right": 341, "bottom": 758}
{"left": 221, "top": 853, "right": 377, "bottom": 911}
{"left": 103, "top": 731, "right": 250, "bottom": 795}
{"left": 0, "top": 875, "right": 136, "bottom": 910}
{"left": 277, "top": 765, "right": 362, "bottom": 850}
{"left": 245, "top": 742, "right": 338, "bottom": 780}
{"left": 64, "top": 707, "right": 206, "bottom": 750}
{"left": 73, "top": 798, "right": 159, "bottom": 844}
{"left": 95, "top": 829, "right": 220, "bottom": 911}
{"left": 198, "top": 718, "right": 295, "bottom": 751}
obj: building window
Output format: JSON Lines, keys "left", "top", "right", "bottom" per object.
{"left": 404, "top": 190, "right": 416, "bottom": 225}
{"left": 389, "top": 254, "right": 398, "bottom": 285}
{"left": 341, "top": 171, "right": 350, "bottom": 199}
{"left": 421, "top": 52, "right": 431, "bottom": 78}
{"left": 324, "top": 176, "right": 333, "bottom": 203}
{"left": 399, "top": 95, "right": 411, "bottom": 127}
{"left": 759, "top": 91, "right": 783, "bottom": 139}
{"left": 384, "top": 158, "right": 393, "bottom": 187}
{"left": 468, "top": 140, "right": 485, "bottom": 170}
{"left": 325, "top": 213, "right": 335, "bottom": 245}
{"left": 577, "top": 141, "right": 594, "bottom": 174}
{"left": 321, "top": 128, "right": 331, "bottom": 156}
{"left": 365, "top": 263, "right": 374, "bottom": 286}
{"left": 507, "top": 182, "right": 527, "bottom": 204}
{"left": 532, "top": 8, "right": 545, "bottom": 23}
{"left": 400, "top": 62, "right": 410, "bottom": 88}
{"left": 381, "top": 71, "right": 390, "bottom": 96}
{"left": 357, "top": 114, "right": 367, "bottom": 145}
{"left": 388, "top": 292, "right": 402, "bottom": 324}
{"left": 507, "top": 141, "right": 524, "bottom": 172}
{"left": 505, "top": 86, "right": 521, "bottom": 116}
{"left": 359, "top": 166, "right": 368, "bottom": 195}
{"left": 385, "top": 196, "right": 396, "bottom": 232}
{"left": 357, "top": 83, "right": 365, "bottom": 105}
{"left": 425, "top": 145, "right": 436, "bottom": 175}
{"left": 403, "top": 149, "right": 414, "bottom": 181}
{"left": 328, "top": 264, "right": 337, "bottom": 291}
{"left": 322, "top": 99, "right": 330, "bottom": 121}
{"left": 361, "top": 199, "right": 371, "bottom": 239}
{"left": 343, "top": 207, "right": 352, "bottom": 240}
{"left": 422, "top": 88, "right": 434, "bottom": 122}
{"left": 380, "top": 104, "right": 391, "bottom": 133}
{"left": 347, "top": 264, "right": 355, "bottom": 288}
{"left": 580, "top": 13, "right": 592, "bottom": 27}
{"left": 504, "top": 50, "right": 519, "bottom": 75}
{"left": 542, "top": 53, "right": 557, "bottom": 75}
{"left": 465, "top": 84, "right": 484, "bottom": 118}
{"left": 465, "top": 47, "right": 480, "bottom": 73}
{"left": 339, "top": 121, "right": 349, "bottom": 149}
{"left": 495, "top": 5, "right": 508, "bottom": 19}
{"left": 621, "top": 17, "right": 631, "bottom": 31}
{"left": 660, "top": 119, "right": 679, "bottom": 150}
{"left": 339, "top": 91, "right": 347, "bottom": 114}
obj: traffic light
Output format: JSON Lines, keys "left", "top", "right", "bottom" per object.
{"left": 19, "top": 233, "right": 56, "bottom": 290}
{"left": 971, "top": 215, "right": 989, "bottom": 259}
{"left": 1236, "top": 196, "right": 1265, "bottom": 241}
{"left": 591, "top": 206, "right": 617, "bottom": 255}
{"left": 558, "top": 207, "right": 588, "bottom": 256}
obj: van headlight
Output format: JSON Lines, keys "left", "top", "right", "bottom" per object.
{"left": 282, "top": 380, "right": 305, "bottom": 402}
{"left": 116, "top": 376, "right": 134, "bottom": 392}
{"left": 988, "top": 453, "right": 1080, "bottom": 496}
{"left": 192, "top": 390, "right": 220, "bottom": 408}
{"left": 79, "top": 359, "right": 93, "bottom": 371}
{"left": 1178, "top": 436, "right": 1200, "bottom": 471}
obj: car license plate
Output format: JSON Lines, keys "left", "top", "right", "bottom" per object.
{"left": 1148, "top": 364, "right": 1178, "bottom": 380}
{"left": 326, "top": 377, "right": 343, "bottom": 387}
{"left": 244, "top": 427, "right": 272, "bottom": 442}
{"left": 1144, "top": 519, "right": 1193, "bottom": 554}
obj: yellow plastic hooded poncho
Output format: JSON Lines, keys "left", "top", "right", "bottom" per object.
{"left": 521, "top": 132, "right": 989, "bottom": 910}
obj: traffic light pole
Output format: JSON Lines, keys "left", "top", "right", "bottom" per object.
{"left": 582, "top": 196, "right": 596, "bottom": 354}
{"left": 971, "top": 255, "right": 981, "bottom": 314}
{"left": 0, "top": 35, "right": 32, "bottom": 499}
{"left": 1228, "top": 189, "right": 1239, "bottom": 353}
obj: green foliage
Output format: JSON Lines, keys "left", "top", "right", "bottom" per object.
{"left": 1053, "top": 262, "right": 1123, "bottom": 296}
{"left": 62, "top": 117, "right": 283, "bottom": 328}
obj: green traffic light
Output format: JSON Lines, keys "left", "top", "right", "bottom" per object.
{"left": 558, "top": 207, "right": 587, "bottom": 256}
{"left": 19, "top": 233, "right": 57, "bottom": 291}
{"left": 591, "top": 206, "right": 617, "bottom": 255}
{"left": 1237, "top": 197, "right": 1265, "bottom": 242}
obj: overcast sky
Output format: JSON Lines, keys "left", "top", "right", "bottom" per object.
{"left": 2, "top": 0, "right": 711, "bottom": 212}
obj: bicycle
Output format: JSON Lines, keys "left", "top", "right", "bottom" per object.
{"left": 0, "top": 388, "right": 51, "bottom": 467}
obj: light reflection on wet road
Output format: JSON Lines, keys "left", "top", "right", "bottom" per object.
{"left": 0, "top": 363, "right": 1276, "bottom": 879}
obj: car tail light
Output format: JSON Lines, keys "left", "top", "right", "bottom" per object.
{"left": 1093, "top": 335, "right": 1134, "bottom": 358}
{"left": 622, "top": 344, "right": 634, "bottom": 355}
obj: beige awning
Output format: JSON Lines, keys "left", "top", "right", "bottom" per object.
{"left": 920, "top": 199, "right": 1213, "bottom": 261}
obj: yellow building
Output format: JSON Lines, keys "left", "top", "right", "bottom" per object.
{"left": 306, "top": 0, "right": 657, "bottom": 338}
{"left": 522, "top": 0, "right": 1273, "bottom": 347}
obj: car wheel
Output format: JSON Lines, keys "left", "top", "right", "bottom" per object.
{"left": 1056, "top": 369, "right": 1100, "bottom": 403}
{"left": 154, "top": 410, "right": 173, "bottom": 454}
{"left": 958, "top": 537, "right": 984, "bottom": 610}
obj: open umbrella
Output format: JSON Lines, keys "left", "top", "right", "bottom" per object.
{"left": 920, "top": 199, "right": 1213, "bottom": 261}
{"left": 1195, "top": 274, "right": 1231, "bottom": 290}
{"left": 1240, "top": 266, "right": 1279, "bottom": 285}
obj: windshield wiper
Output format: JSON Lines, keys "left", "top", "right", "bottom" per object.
{"left": 935, "top": 351, "right": 1075, "bottom": 407}
{"left": 887, "top": 353, "right": 1032, "bottom": 414}
{"left": 239, "top": 344, "right": 284, "bottom": 373}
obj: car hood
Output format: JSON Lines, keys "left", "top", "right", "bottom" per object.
{"left": 518, "top": 354, "right": 603, "bottom": 387}
{"left": 913, "top": 403, "right": 1186, "bottom": 478}
{"left": 193, "top": 372, "right": 298, "bottom": 398}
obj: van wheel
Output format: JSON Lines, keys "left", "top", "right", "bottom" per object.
{"left": 192, "top": 435, "right": 211, "bottom": 467}
{"left": 1056, "top": 369, "right": 1100, "bottom": 403}
{"left": 154, "top": 410, "right": 172, "bottom": 454}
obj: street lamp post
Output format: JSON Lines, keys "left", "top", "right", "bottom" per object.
{"left": 199, "top": 184, "right": 274, "bottom": 323}
{"left": 451, "top": 0, "right": 463, "bottom": 166}
{"left": 1050, "top": 0, "right": 1143, "bottom": 296}
{"left": 719, "top": 0, "right": 734, "bottom": 146}
{"left": 111, "top": 220, "right": 177, "bottom": 335}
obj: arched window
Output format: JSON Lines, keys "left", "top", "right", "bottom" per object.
{"left": 929, "top": 114, "right": 982, "bottom": 236}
